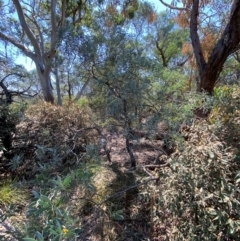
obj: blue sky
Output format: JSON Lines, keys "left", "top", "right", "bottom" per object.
{"left": 149, "top": 0, "right": 167, "bottom": 12}
{"left": 15, "top": 0, "right": 167, "bottom": 71}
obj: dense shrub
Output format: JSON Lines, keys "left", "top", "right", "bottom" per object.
{"left": 10, "top": 102, "right": 95, "bottom": 176}
{"left": 154, "top": 120, "right": 240, "bottom": 240}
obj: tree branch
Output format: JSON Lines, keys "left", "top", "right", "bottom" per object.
{"left": 0, "top": 32, "right": 37, "bottom": 61}
{"left": 158, "top": 0, "right": 187, "bottom": 11}
{"left": 155, "top": 41, "right": 168, "bottom": 67}
{"left": 74, "top": 78, "right": 91, "bottom": 101}
{"left": 0, "top": 73, "right": 25, "bottom": 84}
{"left": 202, "top": 0, "right": 240, "bottom": 75}
{"left": 51, "top": 0, "right": 57, "bottom": 49}
{"left": 24, "top": 13, "right": 45, "bottom": 55}
{"left": 61, "top": 0, "right": 66, "bottom": 26}
{"left": 44, "top": 0, "right": 57, "bottom": 74}
{"left": 12, "top": 0, "right": 41, "bottom": 57}
{"left": 190, "top": 0, "right": 206, "bottom": 73}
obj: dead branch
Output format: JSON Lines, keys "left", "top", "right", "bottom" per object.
{"left": 143, "top": 163, "right": 170, "bottom": 168}
{"left": 159, "top": 0, "right": 188, "bottom": 11}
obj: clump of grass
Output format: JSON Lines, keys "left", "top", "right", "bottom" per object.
{"left": 0, "top": 180, "right": 27, "bottom": 207}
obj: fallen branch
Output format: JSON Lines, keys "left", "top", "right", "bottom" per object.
{"left": 143, "top": 163, "right": 170, "bottom": 168}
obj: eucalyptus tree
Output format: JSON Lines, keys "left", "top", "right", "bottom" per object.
{"left": 49, "top": 0, "right": 142, "bottom": 103}
{"left": 159, "top": 0, "right": 240, "bottom": 94}
{"left": 0, "top": 0, "right": 93, "bottom": 103}
{"left": 55, "top": 24, "right": 95, "bottom": 102}
{"left": 79, "top": 6, "right": 155, "bottom": 167}
{"left": 152, "top": 12, "right": 189, "bottom": 68}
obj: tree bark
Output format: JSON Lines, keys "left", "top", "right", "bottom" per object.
{"left": 53, "top": 69, "right": 62, "bottom": 106}
{"left": 190, "top": 0, "right": 240, "bottom": 94}
{"left": 0, "top": 0, "right": 58, "bottom": 103}
{"left": 36, "top": 65, "right": 54, "bottom": 103}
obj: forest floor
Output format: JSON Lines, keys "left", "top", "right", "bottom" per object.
{"left": 0, "top": 130, "right": 169, "bottom": 241}
{"left": 77, "top": 132, "right": 169, "bottom": 241}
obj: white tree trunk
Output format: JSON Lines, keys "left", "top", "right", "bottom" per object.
{"left": 74, "top": 78, "right": 91, "bottom": 101}
{"left": 36, "top": 65, "right": 54, "bottom": 103}
{"left": 53, "top": 68, "right": 62, "bottom": 106}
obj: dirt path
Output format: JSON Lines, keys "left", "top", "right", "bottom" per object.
{"left": 102, "top": 132, "right": 166, "bottom": 169}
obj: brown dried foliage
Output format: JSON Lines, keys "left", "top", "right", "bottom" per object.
{"left": 201, "top": 32, "right": 217, "bottom": 61}
{"left": 106, "top": 5, "right": 117, "bottom": 15}
{"left": 13, "top": 102, "right": 95, "bottom": 176}
{"left": 175, "top": 12, "right": 189, "bottom": 29}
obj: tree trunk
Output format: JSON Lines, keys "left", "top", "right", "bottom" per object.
{"left": 36, "top": 65, "right": 54, "bottom": 103}
{"left": 53, "top": 69, "right": 62, "bottom": 106}
{"left": 190, "top": 0, "right": 240, "bottom": 95}
{"left": 74, "top": 78, "right": 91, "bottom": 101}
{"left": 67, "top": 71, "right": 72, "bottom": 101}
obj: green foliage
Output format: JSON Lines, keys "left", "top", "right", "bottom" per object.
{"left": 9, "top": 101, "right": 28, "bottom": 120}
{"left": 154, "top": 121, "right": 240, "bottom": 240}
{"left": 7, "top": 153, "right": 25, "bottom": 171}
{"left": 26, "top": 192, "right": 79, "bottom": 240}
{"left": 76, "top": 96, "right": 89, "bottom": 110}
{"left": 108, "top": 208, "right": 124, "bottom": 221}
{"left": 210, "top": 85, "right": 240, "bottom": 124}
{"left": 147, "top": 67, "right": 202, "bottom": 146}
{"left": 0, "top": 180, "right": 27, "bottom": 207}
{"left": 21, "top": 161, "right": 106, "bottom": 240}
{"left": 1, "top": 1, "right": 240, "bottom": 240}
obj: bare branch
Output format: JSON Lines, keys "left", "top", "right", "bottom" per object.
{"left": 74, "top": 78, "right": 91, "bottom": 101}
{"left": 24, "top": 14, "right": 45, "bottom": 54}
{"left": 61, "top": 0, "right": 66, "bottom": 26}
{"left": 51, "top": 0, "right": 57, "bottom": 49}
{"left": 155, "top": 41, "right": 168, "bottom": 67}
{"left": 0, "top": 73, "right": 25, "bottom": 84}
{"left": 0, "top": 32, "right": 37, "bottom": 61}
{"left": 12, "top": 0, "right": 41, "bottom": 57}
{"left": 143, "top": 164, "right": 170, "bottom": 168}
{"left": 158, "top": 0, "right": 187, "bottom": 11}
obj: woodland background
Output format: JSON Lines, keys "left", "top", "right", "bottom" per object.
{"left": 1, "top": 0, "right": 240, "bottom": 240}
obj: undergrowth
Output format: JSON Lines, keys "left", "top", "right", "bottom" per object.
{"left": 1, "top": 86, "right": 240, "bottom": 240}
{"left": 0, "top": 180, "right": 28, "bottom": 207}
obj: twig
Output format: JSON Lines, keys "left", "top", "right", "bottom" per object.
{"left": 143, "top": 166, "right": 154, "bottom": 178}
{"left": 159, "top": 0, "right": 188, "bottom": 11}
{"left": 143, "top": 163, "right": 170, "bottom": 168}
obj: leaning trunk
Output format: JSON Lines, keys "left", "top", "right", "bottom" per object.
{"left": 190, "top": 0, "right": 240, "bottom": 95}
{"left": 197, "top": 61, "right": 223, "bottom": 95}
{"left": 36, "top": 65, "right": 54, "bottom": 103}
{"left": 74, "top": 78, "right": 91, "bottom": 101}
